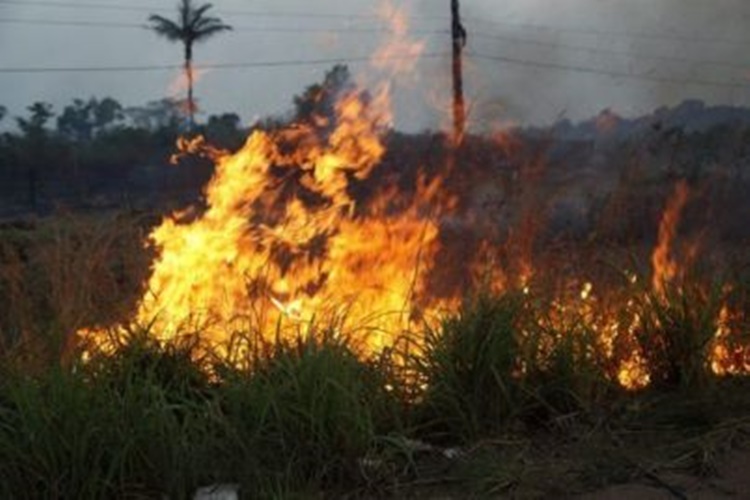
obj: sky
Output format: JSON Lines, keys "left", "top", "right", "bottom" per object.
{"left": 1, "top": 0, "right": 750, "bottom": 131}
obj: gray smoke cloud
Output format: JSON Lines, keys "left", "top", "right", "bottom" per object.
{"left": 458, "top": 0, "right": 750, "bottom": 127}
{"left": 0, "top": 0, "right": 748, "bottom": 131}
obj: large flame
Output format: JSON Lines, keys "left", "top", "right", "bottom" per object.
{"left": 124, "top": 87, "right": 450, "bottom": 354}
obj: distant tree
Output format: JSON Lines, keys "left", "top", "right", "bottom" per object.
{"left": 58, "top": 97, "right": 124, "bottom": 142}
{"left": 293, "top": 64, "right": 356, "bottom": 127}
{"left": 203, "top": 112, "right": 244, "bottom": 149}
{"left": 58, "top": 99, "right": 92, "bottom": 142}
{"left": 15, "top": 102, "right": 55, "bottom": 210}
{"left": 125, "top": 98, "right": 185, "bottom": 132}
{"left": 0, "top": 106, "right": 8, "bottom": 183}
{"left": 16, "top": 102, "right": 54, "bottom": 138}
{"left": 148, "top": 0, "right": 232, "bottom": 129}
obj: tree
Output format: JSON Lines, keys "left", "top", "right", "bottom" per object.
{"left": 58, "top": 97, "right": 124, "bottom": 142}
{"left": 0, "top": 105, "right": 6, "bottom": 124}
{"left": 293, "top": 65, "right": 355, "bottom": 124}
{"left": 203, "top": 112, "right": 244, "bottom": 149}
{"left": 15, "top": 102, "right": 55, "bottom": 210}
{"left": 16, "top": 102, "right": 54, "bottom": 138}
{"left": 148, "top": 0, "right": 232, "bottom": 130}
{"left": 125, "top": 98, "right": 185, "bottom": 132}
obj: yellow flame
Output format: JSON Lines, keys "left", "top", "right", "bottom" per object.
{"left": 652, "top": 180, "right": 689, "bottom": 297}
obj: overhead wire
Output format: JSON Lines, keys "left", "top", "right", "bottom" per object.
{"left": 0, "top": 0, "right": 449, "bottom": 21}
{"left": 468, "top": 51, "right": 750, "bottom": 90}
{"left": 2, "top": 15, "right": 748, "bottom": 76}
{"left": 470, "top": 31, "right": 750, "bottom": 73}
{"left": 1, "top": 48, "right": 747, "bottom": 92}
{"left": 464, "top": 17, "right": 750, "bottom": 49}
{"left": 0, "top": 52, "right": 450, "bottom": 74}
{"left": 0, "top": 16, "right": 448, "bottom": 35}
{"left": 3, "top": 0, "right": 750, "bottom": 48}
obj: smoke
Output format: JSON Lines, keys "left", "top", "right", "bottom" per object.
{"left": 456, "top": 0, "right": 750, "bottom": 126}
{"left": 1, "top": 0, "right": 748, "bottom": 130}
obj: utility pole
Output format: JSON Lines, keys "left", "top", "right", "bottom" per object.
{"left": 451, "top": 0, "right": 467, "bottom": 143}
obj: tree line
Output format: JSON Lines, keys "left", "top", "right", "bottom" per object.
{"left": 0, "top": 97, "right": 247, "bottom": 216}
{"left": 0, "top": 64, "right": 362, "bottom": 217}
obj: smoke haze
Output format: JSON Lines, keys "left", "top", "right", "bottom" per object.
{"left": 0, "top": 0, "right": 748, "bottom": 130}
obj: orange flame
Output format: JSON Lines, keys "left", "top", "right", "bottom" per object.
{"left": 651, "top": 180, "right": 689, "bottom": 297}
{"left": 81, "top": 74, "right": 453, "bottom": 358}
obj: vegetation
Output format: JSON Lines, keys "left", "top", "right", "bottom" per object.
{"left": 0, "top": 217, "right": 748, "bottom": 498}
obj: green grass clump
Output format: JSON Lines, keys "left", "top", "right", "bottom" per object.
{"left": 0, "top": 327, "right": 405, "bottom": 499}
{"left": 636, "top": 280, "right": 725, "bottom": 391}
{"left": 414, "top": 290, "right": 619, "bottom": 444}
{"left": 521, "top": 315, "right": 615, "bottom": 423}
{"left": 216, "top": 330, "right": 402, "bottom": 496}
{"left": 415, "top": 292, "right": 527, "bottom": 442}
{"left": 0, "top": 333, "right": 229, "bottom": 499}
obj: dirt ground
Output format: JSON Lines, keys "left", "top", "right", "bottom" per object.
{"left": 577, "top": 446, "right": 750, "bottom": 499}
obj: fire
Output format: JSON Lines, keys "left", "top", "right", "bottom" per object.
{"left": 712, "top": 302, "right": 750, "bottom": 376}
{"left": 652, "top": 180, "right": 689, "bottom": 297}
{"left": 168, "top": 66, "right": 209, "bottom": 118}
{"left": 77, "top": 4, "right": 748, "bottom": 392}
{"left": 81, "top": 44, "right": 457, "bottom": 358}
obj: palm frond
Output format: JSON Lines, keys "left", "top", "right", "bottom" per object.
{"left": 192, "top": 18, "right": 232, "bottom": 40}
{"left": 148, "top": 1, "right": 230, "bottom": 43}
{"left": 190, "top": 3, "right": 214, "bottom": 23}
{"left": 148, "top": 14, "right": 184, "bottom": 41}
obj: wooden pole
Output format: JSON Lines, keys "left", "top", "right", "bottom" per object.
{"left": 451, "top": 0, "right": 467, "bottom": 143}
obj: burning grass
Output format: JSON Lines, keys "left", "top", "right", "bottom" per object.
{"left": 0, "top": 283, "right": 748, "bottom": 498}
{"left": 1, "top": 128, "right": 749, "bottom": 496}
{"left": 1, "top": 138, "right": 749, "bottom": 498}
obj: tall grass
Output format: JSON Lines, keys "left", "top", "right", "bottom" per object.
{"left": 415, "top": 292, "right": 526, "bottom": 441}
{"left": 0, "top": 325, "right": 408, "bottom": 498}
{"left": 635, "top": 279, "right": 725, "bottom": 391}
{"left": 216, "top": 329, "right": 402, "bottom": 496}
{"left": 0, "top": 213, "right": 150, "bottom": 368}
{"left": 1, "top": 214, "right": 749, "bottom": 497}
{"left": 414, "top": 289, "right": 619, "bottom": 443}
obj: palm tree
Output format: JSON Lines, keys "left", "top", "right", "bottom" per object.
{"left": 148, "top": 0, "right": 232, "bottom": 129}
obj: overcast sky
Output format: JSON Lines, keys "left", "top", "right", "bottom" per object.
{"left": 1, "top": 0, "right": 750, "bottom": 131}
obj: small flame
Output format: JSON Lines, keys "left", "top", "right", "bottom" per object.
{"left": 652, "top": 180, "right": 689, "bottom": 297}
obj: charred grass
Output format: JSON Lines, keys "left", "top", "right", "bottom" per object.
{"left": 0, "top": 216, "right": 749, "bottom": 498}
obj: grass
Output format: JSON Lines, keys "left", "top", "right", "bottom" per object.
{"left": 0, "top": 295, "right": 747, "bottom": 498}
{"left": 1, "top": 216, "right": 749, "bottom": 498}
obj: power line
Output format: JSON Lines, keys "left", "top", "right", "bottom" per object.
{"left": 468, "top": 51, "right": 750, "bottom": 90}
{"left": 0, "top": 13, "right": 746, "bottom": 75}
{"left": 0, "top": 0, "right": 449, "bottom": 22}
{"left": 0, "top": 17, "right": 144, "bottom": 28}
{"left": 3, "top": 0, "right": 747, "bottom": 49}
{"left": 0, "top": 17, "right": 447, "bottom": 36}
{"left": 471, "top": 31, "right": 750, "bottom": 73}
{"left": 3, "top": 16, "right": 748, "bottom": 74}
{"left": 0, "top": 52, "right": 449, "bottom": 74}
{"left": 0, "top": 0, "right": 156, "bottom": 13}
{"left": 1, "top": 15, "right": 748, "bottom": 74}
{"left": 465, "top": 17, "right": 750, "bottom": 49}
